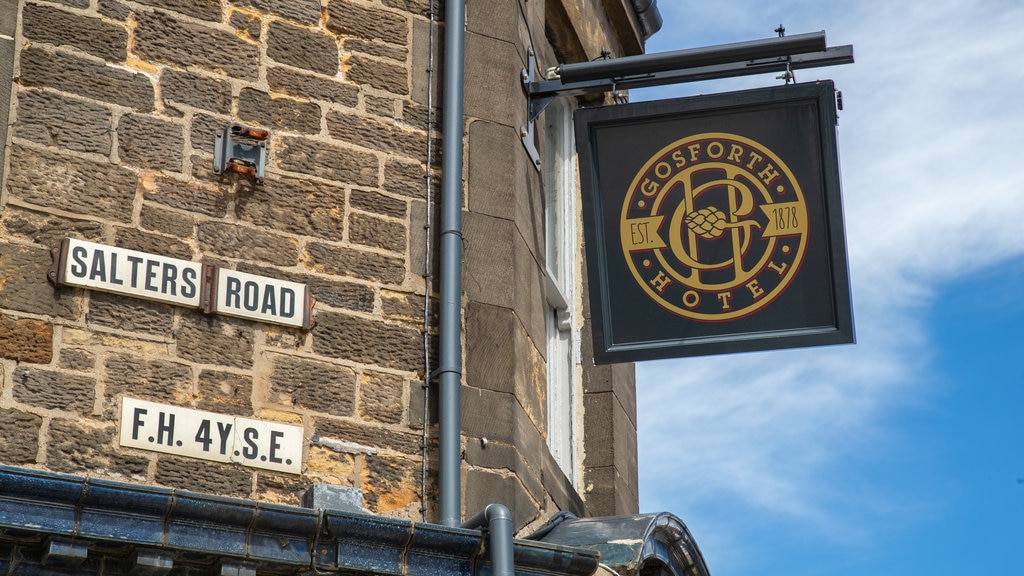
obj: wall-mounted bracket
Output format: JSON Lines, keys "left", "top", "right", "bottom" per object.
{"left": 521, "top": 31, "right": 854, "bottom": 125}
{"left": 519, "top": 47, "right": 543, "bottom": 172}
{"left": 214, "top": 124, "right": 268, "bottom": 184}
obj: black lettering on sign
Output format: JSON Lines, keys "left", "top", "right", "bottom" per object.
{"left": 145, "top": 259, "right": 160, "bottom": 292}
{"left": 217, "top": 421, "right": 233, "bottom": 455}
{"left": 226, "top": 277, "right": 241, "bottom": 308}
{"left": 131, "top": 407, "right": 147, "bottom": 440}
{"left": 155, "top": 411, "right": 176, "bottom": 446}
{"left": 243, "top": 281, "right": 259, "bottom": 312}
{"left": 110, "top": 254, "right": 124, "bottom": 285}
{"left": 70, "top": 246, "right": 88, "bottom": 278}
{"left": 89, "top": 249, "right": 107, "bottom": 282}
{"left": 161, "top": 263, "right": 178, "bottom": 295}
{"left": 127, "top": 255, "right": 144, "bottom": 288}
{"left": 195, "top": 419, "right": 213, "bottom": 452}
{"left": 261, "top": 287, "right": 276, "bottom": 315}
{"left": 242, "top": 427, "right": 259, "bottom": 460}
{"left": 280, "top": 288, "right": 295, "bottom": 318}
{"left": 182, "top": 268, "right": 198, "bottom": 299}
{"left": 269, "top": 430, "right": 284, "bottom": 464}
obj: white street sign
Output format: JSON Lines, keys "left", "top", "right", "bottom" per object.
{"left": 212, "top": 268, "right": 312, "bottom": 329}
{"left": 55, "top": 238, "right": 202, "bottom": 308}
{"left": 119, "top": 398, "right": 303, "bottom": 474}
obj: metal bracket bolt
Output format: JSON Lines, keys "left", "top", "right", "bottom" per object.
{"left": 213, "top": 124, "right": 269, "bottom": 185}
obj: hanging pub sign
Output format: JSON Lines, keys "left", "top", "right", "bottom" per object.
{"left": 575, "top": 81, "right": 854, "bottom": 363}
{"left": 49, "top": 238, "right": 315, "bottom": 330}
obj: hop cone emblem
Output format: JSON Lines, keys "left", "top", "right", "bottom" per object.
{"left": 685, "top": 207, "right": 728, "bottom": 239}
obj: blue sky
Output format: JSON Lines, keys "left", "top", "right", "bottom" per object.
{"left": 630, "top": 2, "right": 1024, "bottom": 575}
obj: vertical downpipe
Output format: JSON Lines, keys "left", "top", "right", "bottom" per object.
{"left": 438, "top": 0, "right": 467, "bottom": 528}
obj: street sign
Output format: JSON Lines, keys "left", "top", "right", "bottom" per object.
{"left": 120, "top": 397, "right": 303, "bottom": 474}
{"left": 50, "top": 238, "right": 315, "bottom": 330}
{"left": 210, "top": 267, "right": 313, "bottom": 330}
{"left": 50, "top": 238, "right": 202, "bottom": 308}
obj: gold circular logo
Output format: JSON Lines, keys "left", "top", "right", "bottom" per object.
{"left": 620, "top": 132, "right": 808, "bottom": 321}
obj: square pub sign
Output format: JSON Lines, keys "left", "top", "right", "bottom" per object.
{"left": 575, "top": 81, "right": 854, "bottom": 363}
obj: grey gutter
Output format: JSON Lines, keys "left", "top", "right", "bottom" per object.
{"left": 0, "top": 464, "right": 600, "bottom": 576}
{"left": 438, "top": 0, "right": 466, "bottom": 529}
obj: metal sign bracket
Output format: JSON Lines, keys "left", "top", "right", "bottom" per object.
{"left": 518, "top": 30, "right": 854, "bottom": 172}
{"left": 519, "top": 47, "right": 544, "bottom": 171}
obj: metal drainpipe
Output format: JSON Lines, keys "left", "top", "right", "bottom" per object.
{"left": 438, "top": 0, "right": 467, "bottom": 528}
{"left": 463, "top": 504, "right": 515, "bottom": 576}
{"left": 630, "top": 0, "right": 663, "bottom": 39}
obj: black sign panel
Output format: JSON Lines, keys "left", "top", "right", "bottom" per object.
{"left": 575, "top": 81, "right": 854, "bottom": 363}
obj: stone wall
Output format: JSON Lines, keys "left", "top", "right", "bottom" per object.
{"left": 0, "top": 0, "right": 643, "bottom": 528}
{"left": 459, "top": 0, "right": 641, "bottom": 523}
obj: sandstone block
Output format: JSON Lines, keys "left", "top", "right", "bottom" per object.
{"left": 134, "top": 11, "right": 258, "bottom": 80}
{"left": 383, "top": 158, "right": 431, "bottom": 198}
{"left": 18, "top": 46, "right": 154, "bottom": 111}
{"left": 382, "top": 0, "right": 437, "bottom": 18}
{"left": 0, "top": 206, "right": 104, "bottom": 248}
{"left": 0, "top": 409, "right": 43, "bottom": 463}
{"left": 234, "top": 0, "right": 321, "bottom": 24}
{"left": 305, "top": 242, "right": 406, "bottom": 285}
{"left": 312, "top": 311, "right": 422, "bottom": 372}
{"left": 160, "top": 68, "right": 233, "bottom": 114}
{"left": 114, "top": 227, "right": 192, "bottom": 259}
{"left": 136, "top": 0, "right": 222, "bottom": 21}
{"left": 141, "top": 174, "right": 228, "bottom": 218}
{"left": 342, "top": 38, "right": 407, "bottom": 62}
{"left": 155, "top": 456, "right": 252, "bottom": 497}
{"left": 275, "top": 135, "right": 379, "bottom": 186}
{"left": 381, "top": 290, "right": 430, "bottom": 327}
{"left": 350, "top": 189, "right": 407, "bottom": 219}
{"left": 348, "top": 212, "right": 406, "bottom": 253}
{"left": 58, "top": 348, "right": 96, "bottom": 371}
{"left": 97, "top": 0, "right": 130, "bottom": 20}
{"left": 197, "top": 222, "right": 299, "bottom": 266}
{"left": 103, "top": 354, "right": 192, "bottom": 403}
{"left": 0, "top": 241, "right": 80, "bottom": 318}
{"left": 235, "top": 174, "right": 347, "bottom": 239}
{"left": 314, "top": 417, "right": 420, "bottom": 454}
{"left": 344, "top": 54, "right": 408, "bottom": 95}
{"left": 117, "top": 113, "right": 184, "bottom": 171}
{"left": 237, "top": 88, "right": 322, "bottom": 134}
{"left": 267, "top": 66, "right": 360, "bottom": 106}
{"left": 267, "top": 354, "right": 357, "bottom": 417}
{"left": 361, "top": 453, "right": 419, "bottom": 513}
{"left": 15, "top": 89, "right": 113, "bottom": 154}
{"left": 176, "top": 313, "right": 254, "bottom": 368}
{"left": 229, "top": 10, "right": 262, "bottom": 40}
{"left": 267, "top": 20, "right": 339, "bottom": 76}
{"left": 0, "top": 313, "right": 53, "bottom": 364}
{"left": 12, "top": 366, "right": 96, "bottom": 413}
{"left": 197, "top": 369, "right": 253, "bottom": 415}
{"left": 327, "top": 110, "right": 425, "bottom": 159}
{"left": 140, "top": 205, "right": 195, "bottom": 238}
{"left": 359, "top": 371, "right": 404, "bottom": 424}
{"left": 327, "top": 2, "right": 408, "bottom": 46}
{"left": 6, "top": 144, "right": 137, "bottom": 222}
{"left": 86, "top": 291, "right": 176, "bottom": 336}
{"left": 21, "top": 3, "right": 128, "bottom": 61}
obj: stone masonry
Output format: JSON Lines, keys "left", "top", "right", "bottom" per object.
{"left": 0, "top": 0, "right": 646, "bottom": 529}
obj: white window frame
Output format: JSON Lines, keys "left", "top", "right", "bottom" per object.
{"left": 543, "top": 98, "right": 581, "bottom": 486}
